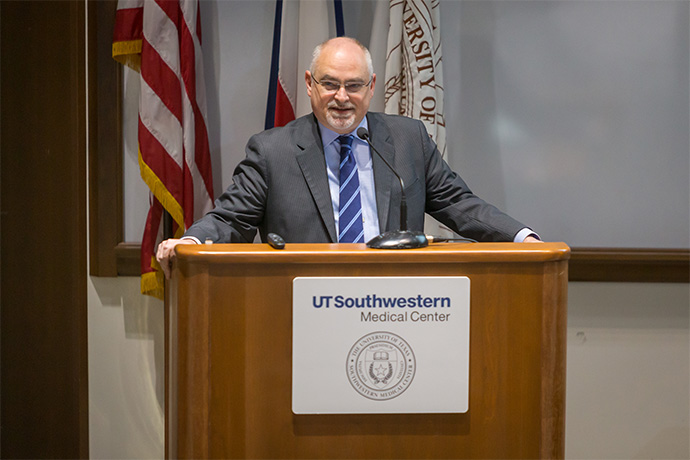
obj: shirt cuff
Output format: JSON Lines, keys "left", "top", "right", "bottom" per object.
{"left": 513, "top": 228, "right": 540, "bottom": 242}
{"left": 181, "top": 236, "right": 202, "bottom": 244}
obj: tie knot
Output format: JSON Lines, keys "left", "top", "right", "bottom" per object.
{"left": 338, "top": 135, "right": 354, "bottom": 150}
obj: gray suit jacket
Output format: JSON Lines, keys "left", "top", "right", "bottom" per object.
{"left": 185, "top": 112, "right": 527, "bottom": 243}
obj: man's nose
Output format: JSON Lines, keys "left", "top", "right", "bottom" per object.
{"left": 334, "top": 85, "right": 349, "bottom": 102}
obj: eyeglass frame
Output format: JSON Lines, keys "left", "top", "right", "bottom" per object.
{"left": 311, "top": 74, "right": 373, "bottom": 94}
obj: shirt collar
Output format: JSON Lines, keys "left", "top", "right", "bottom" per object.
{"left": 318, "top": 116, "right": 369, "bottom": 149}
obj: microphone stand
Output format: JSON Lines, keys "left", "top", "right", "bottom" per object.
{"left": 357, "top": 127, "right": 428, "bottom": 249}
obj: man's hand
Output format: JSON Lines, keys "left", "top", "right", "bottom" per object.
{"left": 156, "top": 238, "right": 197, "bottom": 279}
{"left": 523, "top": 235, "right": 542, "bottom": 243}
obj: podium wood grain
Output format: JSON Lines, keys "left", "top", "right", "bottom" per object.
{"left": 168, "top": 243, "right": 569, "bottom": 459}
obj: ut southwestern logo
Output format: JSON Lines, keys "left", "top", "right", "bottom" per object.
{"left": 313, "top": 294, "right": 451, "bottom": 309}
{"left": 346, "top": 332, "right": 416, "bottom": 401}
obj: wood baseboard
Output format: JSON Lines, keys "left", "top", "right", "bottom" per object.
{"left": 568, "top": 247, "right": 689, "bottom": 283}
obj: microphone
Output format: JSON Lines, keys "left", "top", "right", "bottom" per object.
{"left": 356, "top": 127, "right": 427, "bottom": 249}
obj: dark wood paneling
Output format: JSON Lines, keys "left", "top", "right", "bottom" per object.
{"left": 1, "top": 1, "right": 88, "bottom": 458}
{"left": 569, "top": 247, "right": 689, "bottom": 283}
{"left": 89, "top": 0, "right": 122, "bottom": 277}
{"left": 115, "top": 242, "right": 143, "bottom": 276}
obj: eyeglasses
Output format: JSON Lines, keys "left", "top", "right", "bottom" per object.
{"left": 311, "top": 74, "right": 372, "bottom": 94}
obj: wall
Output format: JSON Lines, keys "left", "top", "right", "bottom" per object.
{"left": 566, "top": 283, "right": 689, "bottom": 458}
{"left": 88, "top": 278, "right": 164, "bottom": 459}
{"left": 88, "top": 1, "right": 689, "bottom": 458}
{"left": 445, "top": 0, "right": 689, "bottom": 247}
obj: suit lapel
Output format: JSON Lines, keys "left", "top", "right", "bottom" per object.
{"left": 295, "top": 116, "right": 337, "bottom": 242}
{"left": 367, "top": 114, "right": 396, "bottom": 232}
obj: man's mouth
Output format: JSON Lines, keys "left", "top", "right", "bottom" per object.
{"left": 329, "top": 106, "right": 354, "bottom": 117}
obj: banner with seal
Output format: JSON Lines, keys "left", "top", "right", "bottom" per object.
{"left": 384, "top": 0, "right": 446, "bottom": 159}
{"left": 292, "top": 276, "right": 470, "bottom": 414}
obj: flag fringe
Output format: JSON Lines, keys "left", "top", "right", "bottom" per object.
{"left": 113, "top": 39, "right": 143, "bottom": 72}
{"left": 141, "top": 263, "right": 164, "bottom": 300}
{"left": 138, "top": 147, "right": 185, "bottom": 234}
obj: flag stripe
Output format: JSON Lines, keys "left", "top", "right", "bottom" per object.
{"left": 195, "top": 3, "right": 203, "bottom": 44}
{"left": 177, "top": 8, "right": 214, "bottom": 201}
{"left": 265, "top": 0, "right": 283, "bottom": 129}
{"left": 139, "top": 78, "right": 184, "bottom": 168}
{"left": 155, "top": 0, "right": 179, "bottom": 24}
{"left": 182, "top": 160, "right": 195, "bottom": 228}
{"left": 144, "top": 1, "right": 181, "bottom": 77}
{"left": 334, "top": 0, "right": 345, "bottom": 37}
{"left": 113, "top": 7, "right": 143, "bottom": 42}
{"left": 274, "top": 82, "right": 296, "bottom": 127}
{"left": 141, "top": 38, "right": 183, "bottom": 125}
{"left": 274, "top": 1, "right": 298, "bottom": 125}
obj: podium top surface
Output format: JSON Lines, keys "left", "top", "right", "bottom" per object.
{"left": 176, "top": 242, "right": 570, "bottom": 265}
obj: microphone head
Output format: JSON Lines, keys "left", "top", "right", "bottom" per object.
{"left": 356, "top": 127, "right": 369, "bottom": 140}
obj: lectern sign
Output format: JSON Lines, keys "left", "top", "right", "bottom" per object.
{"left": 292, "top": 276, "right": 470, "bottom": 414}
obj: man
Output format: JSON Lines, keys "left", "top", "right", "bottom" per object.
{"left": 157, "top": 37, "right": 539, "bottom": 277}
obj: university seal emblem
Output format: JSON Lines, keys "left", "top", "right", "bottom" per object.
{"left": 346, "top": 331, "right": 416, "bottom": 401}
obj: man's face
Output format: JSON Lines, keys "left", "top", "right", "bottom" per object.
{"left": 305, "top": 40, "right": 376, "bottom": 135}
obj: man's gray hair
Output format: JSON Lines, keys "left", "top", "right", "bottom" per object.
{"left": 309, "top": 37, "right": 374, "bottom": 78}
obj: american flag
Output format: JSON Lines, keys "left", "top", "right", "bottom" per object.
{"left": 113, "top": 0, "right": 214, "bottom": 299}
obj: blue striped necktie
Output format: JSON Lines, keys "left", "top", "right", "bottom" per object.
{"left": 337, "top": 135, "right": 364, "bottom": 243}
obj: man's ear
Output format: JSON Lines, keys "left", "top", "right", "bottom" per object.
{"left": 305, "top": 70, "right": 313, "bottom": 97}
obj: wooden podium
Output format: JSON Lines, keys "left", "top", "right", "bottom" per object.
{"left": 167, "top": 242, "right": 569, "bottom": 459}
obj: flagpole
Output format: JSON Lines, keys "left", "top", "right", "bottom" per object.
{"left": 163, "top": 209, "right": 173, "bottom": 240}
{"left": 162, "top": 208, "right": 171, "bottom": 460}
